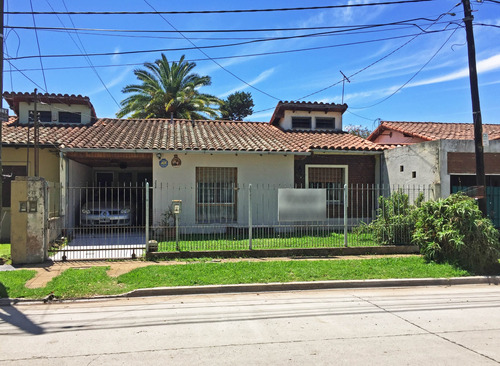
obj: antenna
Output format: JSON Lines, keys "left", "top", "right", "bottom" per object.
{"left": 340, "top": 70, "right": 351, "bottom": 104}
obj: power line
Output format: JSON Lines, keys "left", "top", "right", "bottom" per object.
{"left": 5, "top": 28, "right": 453, "bottom": 61}
{"left": 7, "top": 22, "right": 454, "bottom": 41}
{"left": 350, "top": 26, "right": 460, "bottom": 110}
{"left": 29, "top": 0, "right": 48, "bottom": 91}
{"left": 142, "top": 0, "right": 280, "bottom": 101}
{"left": 4, "top": 1, "right": 432, "bottom": 15}
{"left": 45, "top": 0, "right": 120, "bottom": 108}
{"left": 293, "top": 4, "right": 460, "bottom": 101}
{"left": 4, "top": 17, "right": 452, "bottom": 34}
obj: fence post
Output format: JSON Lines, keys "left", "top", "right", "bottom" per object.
{"left": 145, "top": 181, "right": 149, "bottom": 248}
{"left": 248, "top": 184, "right": 253, "bottom": 250}
{"left": 344, "top": 184, "right": 348, "bottom": 247}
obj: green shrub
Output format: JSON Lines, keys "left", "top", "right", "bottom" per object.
{"left": 413, "top": 193, "right": 500, "bottom": 274}
{"left": 362, "top": 191, "right": 422, "bottom": 245}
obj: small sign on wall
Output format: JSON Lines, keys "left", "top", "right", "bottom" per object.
{"left": 159, "top": 158, "right": 169, "bottom": 168}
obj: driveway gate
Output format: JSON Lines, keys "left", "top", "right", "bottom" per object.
{"left": 52, "top": 184, "right": 149, "bottom": 260}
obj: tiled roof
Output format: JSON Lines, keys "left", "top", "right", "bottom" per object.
{"left": 368, "top": 121, "right": 500, "bottom": 142}
{"left": 3, "top": 91, "right": 97, "bottom": 119}
{"left": 270, "top": 100, "right": 348, "bottom": 125}
{"left": 283, "top": 130, "right": 383, "bottom": 151}
{"left": 1, "top": 118, "right": 383, "bottom": 152}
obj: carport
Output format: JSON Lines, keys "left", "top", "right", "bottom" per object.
{"left": 59, "top": 151, "right": 153, "bottom": 259}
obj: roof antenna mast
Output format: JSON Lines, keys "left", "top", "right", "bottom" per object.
{"left": 340, "top": 71, "right": 350, "bottom": 105}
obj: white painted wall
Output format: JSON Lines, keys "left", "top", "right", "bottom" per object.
{"left": 152, "top": 152, "right": 295, "bottom": 226}
{"left": 381, "top": 139, "right": 500, "bottom": 199}
{"left": 64, "top": 158, "right": 92, "bottom": 228}
{"left": 18, "top": 101, "right": 93, "bottom": 124}
{"left": 279, "top": 110, "right": 343, "bottom": 130}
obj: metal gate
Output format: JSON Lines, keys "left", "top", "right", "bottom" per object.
{"left": 51, "top": 184, "right": 149, "bottom": 260}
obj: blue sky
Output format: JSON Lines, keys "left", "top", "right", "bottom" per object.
{"left": 4, "top": 0, "right": 500, "bottom": 131}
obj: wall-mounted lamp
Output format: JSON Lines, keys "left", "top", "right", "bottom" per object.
{"left": 156, "top": 153, "right": 162, "bottom": 160}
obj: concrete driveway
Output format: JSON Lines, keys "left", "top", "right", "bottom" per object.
{"left": 50, "top": 231, "right": 146, "bottom": 260}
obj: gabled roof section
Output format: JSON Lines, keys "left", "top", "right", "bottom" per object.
{"left": 270, "top": 101, "right": 348, "bottom": 126}
{"left": 368, "top": 121, "right": 500, "bottom": 143}
{"left": 1, "top": 117, "right": 383, "bottom": 152}
{"left": 3, "top": 91, "right": 97, "bottom": 120}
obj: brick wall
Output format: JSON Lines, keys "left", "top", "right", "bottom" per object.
{"left": 294, "top": 154, "right": 376, "bottom": 218}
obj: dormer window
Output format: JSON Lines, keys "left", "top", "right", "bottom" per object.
{"left": 316, "top": 117, "right": 335, "bottom": 130}
{"left": 292, "top": 116, "right": 311, "bottom": 129}
{"left": 29, "top": 110, "right": 52, "bottom": 123}
{"left": 59, "top": 111, "right": 81, "bottom": 124}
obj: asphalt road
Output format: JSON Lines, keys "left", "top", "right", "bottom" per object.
{"left": 1, "top": 285, "right": 500, "bottom": 365}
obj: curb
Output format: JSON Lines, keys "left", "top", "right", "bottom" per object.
{"left": 123, "top": 276, "right": 500, "bottom": 297}
{"left": 1, "top": 276, "right": 499, "bottom": 305}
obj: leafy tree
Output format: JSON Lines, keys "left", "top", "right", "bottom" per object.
{"left": 344, "top": 125, "right": 372, "bottom": 139}
{"left": 117, "top": 54, "right": 222, "bottom": 119}
{"left": 220, "top": 91, "right": 254, "bottom": 120}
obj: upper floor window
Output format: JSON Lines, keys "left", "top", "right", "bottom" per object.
{"left": 59, "top": 111, "right": 81, "bottom": 124}
{"left": 291, "top": 117, "right": 312, "bottom": 129}
{"left": 29, "top": 110, "right": 52, "bottom": 123}
{"left": 316, "top": 117, "right": 335, "bottom": 130}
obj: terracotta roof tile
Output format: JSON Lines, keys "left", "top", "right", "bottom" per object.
{"left": 2, "top": 118, "right": 383, "bottom": 152}
{"left": 369, "top": 121, "right": 500, "bottom": 142}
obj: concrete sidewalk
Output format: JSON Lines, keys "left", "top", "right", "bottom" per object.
{"left": 9, "top": 254, "right": 417, "bottom": 289}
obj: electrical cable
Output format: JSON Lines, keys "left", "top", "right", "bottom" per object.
{"left": 44, "top": 0, "right": 120, "bottom": 108}
{"left": 293, "top": 4, "right": 461, "bottom": 101}
{"left": 5, "top": 28, "right": 453, "bottom": 61}
{"left": 142, "top": 0, "right": 280, "bottom": 101}
{"left": 350, "top": 26, "right": 460, "bottom": 110}
{"left": 4, "top": 1, "right": 433, "bottom": 15}
{"left": 29, "top": 0, "right": 48, "bottom": 91}
{"left": 5, "top": 17, "right": 455, "bottom": 34}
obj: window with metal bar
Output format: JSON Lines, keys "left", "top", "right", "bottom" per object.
{"left": 196, "top": 167, "right": 237, "bottom": 223}
{"left": 308, "top": 167, "right": 345, "bottom": 204}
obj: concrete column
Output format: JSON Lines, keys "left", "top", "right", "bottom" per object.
{"left": 10, "top": 177, "right": 48, "bottom": 264}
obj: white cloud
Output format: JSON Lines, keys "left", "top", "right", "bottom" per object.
{"left": 408, "top": 54, "right": 500, "bottom": 88}
{"left": 111, "top": 47, "right": 121, "bottom": 63}
{"left": 218, "top": 68, "right": 276, "bottom": 98}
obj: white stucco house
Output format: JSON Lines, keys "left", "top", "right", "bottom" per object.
{"left": 2, "top": 93, "right": 384, "bottom": 240}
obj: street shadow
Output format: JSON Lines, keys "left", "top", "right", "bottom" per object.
{"left": 0, "top": 282, "right": 44, "bottom": 335}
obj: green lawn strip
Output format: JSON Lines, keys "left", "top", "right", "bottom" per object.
{"left": 158, "top": 233, "right": 377, "bottom": 252}
{"left": 0, "top": 257, "right": 471, "bottom": 300}
{"left": 0, "top": 267, "right": 131, "bottom": 300}
{"left": 117, "top": 256, "right": 469, "bottom": 288}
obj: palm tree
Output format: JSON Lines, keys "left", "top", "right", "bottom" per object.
{"left": 117, "top": 54, "right": 222, "bottom": 119}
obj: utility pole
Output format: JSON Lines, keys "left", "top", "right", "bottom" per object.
{"left": 0, "top": 0, "right": 4, "bottom": 217}
{"left": 34, "top": 89, "right": 39, "bottom": 177}
{"left": 462, "top": 0, "right": 487, "bottom": 216}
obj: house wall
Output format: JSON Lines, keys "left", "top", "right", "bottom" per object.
{"left": 1, "top": 147, "right": 60, "bottom": 241}
{"left": 279, "top": 110, "right": 343, "bottom": 130}
{"left": 17, "top": 101, "right": 92, "bottom": 124}
{"left": 381, "top": 139, "right": 500, "bottom": 199}
{"left": 64, "top": 158, "right": 93, "bottom": 229}
{"left": 294, "top": 154, "right": 377, "bottom": 219}
{"left": 152, "top": 152, "right": 295, "bottom": 226}
{"left": 372, "top": 129, "right": 426, "bottom": 145}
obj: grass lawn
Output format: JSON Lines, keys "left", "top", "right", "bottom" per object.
{"left": 0, "top": 256, "right": 471, "bottom": 300}
{"left": 0, "top": 244, "right": 10, "bottom": 264}
{"left": 157, "top": 232, "right": 377, "bottom": 251}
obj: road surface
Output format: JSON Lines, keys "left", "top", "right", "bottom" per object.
{"left": 1, "top": 285, "right": 500, "bottom": 365}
